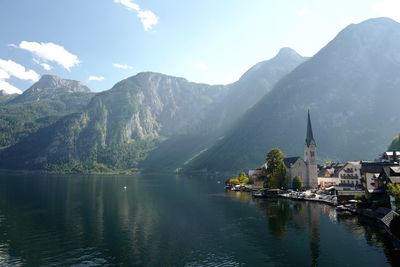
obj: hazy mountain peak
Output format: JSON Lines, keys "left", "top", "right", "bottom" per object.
{"left": 31, "top": 74, "right": 91, "bottom": 93}
{"left": 275, "top": 47, "right": 303, "bottom": 60}
{"left": 9, "top": 75, "right": 92, "bottom": 104}
{"left": 185, "top": 17, "right": 400, "bottom": 172}
{"left": 330, "top": 17, "right": 400, "bottom": 45}
{"left": 355, "top": 17, "right": 399, "bottom": 27}
{"left": 238, "top": 47, "right": 305, "bottom": 83}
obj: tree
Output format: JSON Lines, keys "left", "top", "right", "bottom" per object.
{"left": 265, "top": 148, "right": 288, "bottom": 189}
{"left": 292, "top": 176, "right": 303, "bottom": 190}
{"left": 388, "top": 133, "right": 400, "bottom": 151}
{"left": 387, "top": 182, "right": 400, "bottom": 212}
{"left": 227, "top": 171, "right": 249, "bottom": 185}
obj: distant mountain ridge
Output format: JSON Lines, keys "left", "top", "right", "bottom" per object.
{"left": 10, "top": 75, "right": 91, "bottom": 104}
{"left": 0, "top": 48, "right": 305, "bottom": 172}
{"left": 2, "top": 18, "right": 399, "bottom": 173}
{"left": 0, "top": 75, "right": 94, "bottom": 148}
{"left": 185, "top": 17, "right": 400, "bottom": 172}
{"left": 197, "top": 47, "right": 307, "bottom": 134}
{"left": 140, "top": 49, "right": 306, "bottom": 172}
{"left": 0, "top": 72, "right": 227, "bottom": 171}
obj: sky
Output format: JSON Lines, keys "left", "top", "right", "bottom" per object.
{"left": 0, "top": 0, "right": 399, "bottom": 93}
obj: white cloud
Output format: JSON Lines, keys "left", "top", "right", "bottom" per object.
{"left": 114, "top": 0, "right": 140, "bottom": 11}
{"left": 114, "top": 0, "right": 159, "bottom": 31}
{"left": 0, "top": 80, "right": 22, "bottom": 94}
{"left": 7, "top": 43, "right": 18, "bottom": 48}
{"left": 137, "top": 10, "right": 159, "bottom": 31}
{"left": 0, "top": 69, "right": 22, "bottom": 94}
{"left": 0, "top": 69, "right": 10, "bottom": 80}
{"left": 18, "top": 41, "right": 80, "bottom": 71}
{"left": 88, "top": 75, "right": 105, "bottom": 81}
{"left": 40, "top": 63, "right": 52, "bottom": 71}
{"left": 0, "top": 59, "right": 39, "bottom": 82}
{"left": 373, "top": 0, "right": 400, "bottom": 22}
{"left": 113, "top": 63, "right": 133, "bottom": 69}
{"left": 33, "top": 58, "right": 53, "bottom": 71}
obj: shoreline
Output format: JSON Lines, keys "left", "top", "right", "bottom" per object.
{"left": 227, "top": 187, "right": 400, "bottom": 250}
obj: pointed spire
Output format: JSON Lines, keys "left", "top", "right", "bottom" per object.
{"left": 306, "top": 110, "right": 315, "bottom": 146}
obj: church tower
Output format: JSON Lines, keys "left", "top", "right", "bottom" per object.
{"left": 304, "top": 110, "right": 318, "bottom": 188}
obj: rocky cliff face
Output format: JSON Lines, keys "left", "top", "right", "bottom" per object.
{"left": 0, "top": 72, "right": 227, "bottom": 171}
{"left": 187, "top": 17, "right": 400, "bottom": 172}
{"left": 140, "top": 49, "right": 306, "bottom": 172}
{"left": 10, "top": 75, "right": 91, "bottom": 104}
{"left": 0, "top": 46, "right": 306, "bottom": 172}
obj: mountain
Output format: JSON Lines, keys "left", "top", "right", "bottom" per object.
{"left": 197, "top": 47, "right": 307, "bottom": 134}
{"left": 140, "top": 49, "right": 306, "bottom": 172}
{"left": 10, "top": 75, "right": 91, "bottom": 104}
{"left": 186, "top": 17, "right": 400, "bottom": 172}
{"left": 0, "top": 72, "right": 226, "bottom": 172}
{"left": 0, "top": 75, "right": 94, "bottom": 148}
{"left": 0, "top": 91, "right": 18, "bottom": 103}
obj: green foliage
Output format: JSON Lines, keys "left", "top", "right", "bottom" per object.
{"left": 388, "top": 133, "right": 400, "bottom": 151}
{"left": 265, "top": 148, "right": 288, "bottom": 189}
{"left": 324, "top": 161, "right": 333, "bottom": 167}
{"left": 228, "top": 171, "right": 249, "bottom": 185}
{"left": 292, "top": 176, "right": 303, "bottom": 190}
{"left": 228, "top": 178, "right": 240, "bottom": 185}
{"left": 0, "top": 92, "right": 93, "bottom": 148}
{"left": 387, "top": 183, "right": 400, "bottom": 212}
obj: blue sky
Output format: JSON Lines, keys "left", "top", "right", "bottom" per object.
{"left": 0, "top": 0, "right": 399, "bottom": 93}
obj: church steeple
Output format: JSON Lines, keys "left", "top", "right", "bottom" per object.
{"left": 304, "top": 110, "right": 318, "bottom": 188}
{"left": 306, "top": 110, "right": 315, "bottom": 147}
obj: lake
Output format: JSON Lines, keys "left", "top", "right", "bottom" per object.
{"left": 0, "top": 173, "right": 398, "bottom": 266}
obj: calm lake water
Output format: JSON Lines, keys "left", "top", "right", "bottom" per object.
{"left": 0, "top": 173, "right": 398, "bottom": 267}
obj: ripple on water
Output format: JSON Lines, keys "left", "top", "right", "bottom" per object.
{"left": 43, "top": 247, "right": 110, "bottom": 266}
{"left": 184, "top": 251, "right": 241, "bottom": 267}
{"left": 0, "top": 244, "right": 25, "bottom": 267}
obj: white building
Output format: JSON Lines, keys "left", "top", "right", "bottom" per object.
{"left": 338, "top": 161, "right": 362, "bottom": 187}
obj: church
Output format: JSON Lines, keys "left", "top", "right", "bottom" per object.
{"left": 284, "top": 111, "right": 318, "bottom": 188}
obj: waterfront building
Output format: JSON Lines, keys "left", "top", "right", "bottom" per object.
{"left": 337, "top": 161, "right": 362, "bottom": 187}
{"left": 377, "top": 166, "right": 400, "bottom": 187}
{"left": 318, "top": 177, "right": 340, "bottom": 188}
{"left": 360, "top": 161, "right": 398, "bottom": 195}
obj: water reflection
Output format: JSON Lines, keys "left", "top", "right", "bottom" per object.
{"left": 0, "top": 174, "right": 398, "bottom": 266}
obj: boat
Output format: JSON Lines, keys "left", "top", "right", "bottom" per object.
{"left": 252, "top": 190, "right": 264, "bottom": 198}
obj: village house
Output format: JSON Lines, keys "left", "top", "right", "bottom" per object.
{"left": 377, "top": 166, "right": 400, "bottom": 188}
{"left": 360, "top": 161, "right": 398, "bottom": 196}
{"left": 381, "top": 151, "right": 400, "bottom": 162}
{"left": 317, "top": 163, "right": 343, "bottom": 189}
{"left": 338, "top": 161, "right": 362, "bottom": 187}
